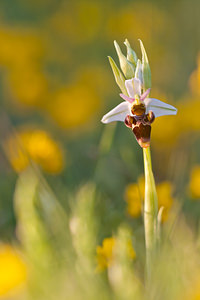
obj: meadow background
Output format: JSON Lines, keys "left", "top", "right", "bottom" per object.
{"left": 0, "top": 0, "right": 200, "bottom": 299}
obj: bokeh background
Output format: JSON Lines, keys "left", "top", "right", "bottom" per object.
{"left": 0, "top": 0, "right": 200, "bottom": 299}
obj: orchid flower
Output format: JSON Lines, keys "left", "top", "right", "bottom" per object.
{"left": 101, "top": 39, "right": 178, "bottom": 278}
{"left": 101, "top": 77, "right": 177, "bottom": 148}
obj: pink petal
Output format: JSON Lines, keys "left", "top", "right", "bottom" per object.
{"left": 119, "top": 93, "right": 134, "bottom": 103}
{"left": 140, "top": 88, "right": 151, "bottom": 101}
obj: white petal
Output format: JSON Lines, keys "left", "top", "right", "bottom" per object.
{"left": 101, "top": 102, "right": 130, "bottom": 124}
{"left": 125, "top": 78, "right": 141, "bottom": 98}
{"left": 144, "top": 98, "right": 177, "bottom": 118}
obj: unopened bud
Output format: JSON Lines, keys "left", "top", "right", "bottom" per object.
{"left": 139, "top": 39, "right": 151, "bottom": 91}
{"left": 114, "top": 40, "right": 135, "bottom": 79}
{"left": 108, "top": 56, "right": 127, "bottom": 95}
{"left": 124, "top": 39, "right": 138, "bottom": 67}
{"left": 135, "top": 59, "right": 143, "bottom": 84}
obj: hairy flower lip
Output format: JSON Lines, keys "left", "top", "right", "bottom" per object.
{"left": 132, "top": 122, "right": 151, "bottom": 148}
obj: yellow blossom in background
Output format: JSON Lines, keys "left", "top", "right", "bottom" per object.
{"left": 0, "top": 28, "right": 44, "bottom": 68}
{"left": 149, "top": 90, "right": 181, "bottom": 146}
{"left": 0, "top": 244, "right": 27, "bottom": 297}
{"left": 182, "top": 277, "right": 200, "bottom": 300}
{"left": 8, "top": 66, "right": 49, "bottom": 107}
{"left": 156, "top": 181, "right": 174, "bottom": 222}
{"left": 47, "top": 81, "right": 101, "bottom": 129}
{"left": 125, "top": 177, "right": 174, "bottom": 222}
{"left": 96, "top": 237, "right": 115, "bottom": 271}
{"left": 5, "top": 129, "right": 65, "bottom": 174}
{"left": 151, "top": 91, "right": 180, "bottom": 146}
{"left": 96, "top": 237, "right": 135, "bottom": 271}
{"left": 152, "top": 97, "right": 200, "bottom": 146}
{"left": 124, "top": 175, "right": 144, "bottom": 218}
{"left": 125, "top": 184, "right": 142, "bottom": 218}
{"left": 0, "top": 27, "right": 49, "bottom": 108}
{"left": 189, "top": 166, "right": 200, "bottom": 199}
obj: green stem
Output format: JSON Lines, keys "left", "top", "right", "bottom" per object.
{"left": 143, "top": 146, "right": 158, "bottom": 281}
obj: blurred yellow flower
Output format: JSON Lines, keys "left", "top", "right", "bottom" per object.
{"left": 0, "top": 28, "right": 44, "bottom": 68}
{"left": 189, "top": 166, "right": 200, "bottom": 199}
{"left": 8, "top": 66, "right": 49, "bottom": 107}
{"left": 47, "top": 81, "right": 101, "bottom": 129}
{"left": 0, "top": 27, "right": 49, "bottom": 108}
{"left": 96, "top": 237, "right": 135, "bottom": 271}
{"left": 152, "top": 96, "right": 200, "bottom": 146}
{"left": 125, "top": 178, "right": 174, "bottom": 222}
{"left": 0, "top": 244, "right": 27, "bottom": 297}
{"left": 125, "top": 184, "right": 142, "bottom": 218}
{"left": 156, "top": 181, "right": 174, "bottom": 222}
{"left": 183, "top": 277, "right": 200, "bottom": 300}
{"left": 5, "top": 129, "right": 65, "bottom": 174}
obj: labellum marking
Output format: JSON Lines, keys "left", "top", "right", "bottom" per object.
{"left": 124, "top": 115, "right": 137, "bottom": 128}
{"left": 124, "top": 111, "right": 155, "bottom": 148}
{"left": 132, "top": 122, "right": 151, "bottom": 148}
{"left": 131, "top": 103, "right": 146, "bottom": 116}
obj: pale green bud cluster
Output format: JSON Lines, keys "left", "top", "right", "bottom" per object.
{"left": 108, "top": 56, "right": 128, "bottom": 95}
{"left": 139, "top": 39, "right": 151, "bottom": 91}
{"left": 108, "top": 39, "right": 151, "bottom": 93}
{"left": 124, "top": 39, "right": 137, "bottom": 67}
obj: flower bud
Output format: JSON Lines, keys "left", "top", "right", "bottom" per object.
{"left": 114, "top": 40, "right": 135, "bottom": 79}
{"left": 135, "top": 59, "right": 143, "bottom": 84}
{"left": 108, "top": 56, "right": 127, "bottom": 95}
{"left": 124, "top": 39, "right": 138, "bottom": 67}
{"left": 139, "top": 39, "right": 151, "bottom": 90}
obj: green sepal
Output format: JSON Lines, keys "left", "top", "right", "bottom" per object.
{"left": 135, "top": 59, "right": 143, "bottom": 82}
{"left": 139, "top": 39, "right": 151, "bottom": 91}
{"left": 114, "top": 40, "right": 135, "bottom": 79}
{"left": 108, "top": 56, "right": 128, "bottom": 95}
{"left": 124, "top": 39, "right": 138, "bottom": 67}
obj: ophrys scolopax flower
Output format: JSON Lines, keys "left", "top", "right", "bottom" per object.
{"left": 101, "top": 40, "right": 177, "bottom": 148}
